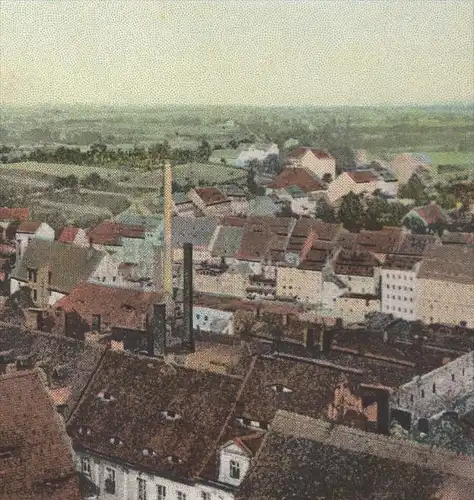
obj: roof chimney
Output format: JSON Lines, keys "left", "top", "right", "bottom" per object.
{"left": 183, "top": 242, "right": 194, "bottom": 353}
{"left": 149, "top": 303, "right": 167, "bottom": 356}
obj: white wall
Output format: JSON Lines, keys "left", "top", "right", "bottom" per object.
{"left": 10, "top": 277, "right": 20, "bottom": 296}
{"left": 194, "top": 306, "right": 234, "bottom": 335}
{"left": 89, "top": 254, "right": 122, "bottom": 287}
{"left": 48, "top": 290, "right": 66, "bottom": 307}
{"left": 394, "top": 352, "right": 474, "bottom": 420}
{"left": 380, "top": 268, "right": 418, "bottom": 321}
{"left": 336, "top": 274, "right": 377, "bottom": 295}
{"left": 217, "top": 443, "right": 251, "bottom": 488}
{"left": 75, "top": 450, "right": 235, "bottom": 500}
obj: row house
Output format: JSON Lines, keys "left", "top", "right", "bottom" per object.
{"left": 10, "top": 239, "right": 106, "bottom": 310}
{"left": 188, "top": 187, "right": 233, "bottom": 217}
{"left": 68, "top": 350, "right": 248, "bottom": 500}
{"left": 286, "top": 147, "right": 336, "bottom": 180}
{"left": 416, "top": 245, "right": 474, "bottom": 328}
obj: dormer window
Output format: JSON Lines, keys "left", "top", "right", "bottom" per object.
{"left": 268, "top": 384, "right": 293, "bottom": 394}
{"left": 229, "top": 460, "right": 240, "bottom": 480}
{"left": 109, "top": 437, "right": 123, "bottom": 446}
{"left": 27, "top": 268, "right": 37, "bottom": 283}
{"left": 142, "top": 447, "right": 157, "bottom": 457}
{"left": 160, "top": 410, "right": 182, "bottom": 422}
{"left": 165, "top": 455, "right": 183, "bottom": 465}
{"left": 78, "top": 426, "right": 92, "bottom": 436}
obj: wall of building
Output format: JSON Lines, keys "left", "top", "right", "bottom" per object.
{"left": 193, "top": 270, "right": 248, "bottom": 299}
{"left": 381, "top": 268, "right": 418, "bottom": 321}
{"left": 217, "top": 444, "right": 251, "bottom": 488}
{"left": 74, "top": 451, "right": 234, "bottom": 500}
{"left": 230, "top": 199, "right": 248, "bottom": 216}
{"left": 194, "top": 306, "right": 234, "bottom": 335}
{"left": 336, "top": 274, "right": 377, "bottom": 295}
{"left": 276, "top": 266, "right": 322, "bottom": 304}
{"left": 417, "top": 279, "right": 474, "bottom": 327}
{"left": 333, "top": 296, "right": 380, "bottom": 324}
{"left": 296, "top": 152, "right": 336, "bottom": 180}
{"left": 322, "top": 281, "right": 348, "bottom": 311}
{"left": 394, "top": 352, "right": 474, "bottom": 421}
{"left": 173, "top": 246, "right": 212, "bottom": 264}
{"left": 89, "top": 254, "right": 121, "bottom": 287}
{"left": 204, "top": 203, "right": 233, "bottom": 217}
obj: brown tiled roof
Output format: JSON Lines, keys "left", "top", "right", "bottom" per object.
{"left": 267, "top": 168, "right": 325, "bottom": 192}
{"left": 236, "top": 411, "right": 474, "bottom": 500}
{"left": 235, "top": 227, "right": 270, "bottom": 261}
{"left": 312, "top": 220, "right": 344, "bottom": 241}
{"left": 441, "top": 232, "right": 474, "bottom": 245}
{"left": 346, "top": 170, "right": 379, "bottom": 183}
{"left": 58, "top": 227, "right": 80, "bottom": 244}
{"left": 54, "top": 282, "right": 163, "bottom": 331}
{"left": 0, "top": 207, "right": 29, "bottom": 221}
{"left": 16, "top": 220, "right": 43, "bottom": 234}
{"left": 356, "top": 228, "right": 404, "bottom": 254}
{"left": 193, "top": 187, "right": 230, "bottom": 206}
{"left": 87, "top": 220, "right": 145, "bottom": 246}
{"left": 396, "top": 233, "right": 439, "bottom": 256}
{"left": 382, "top": 254, "right": 421, "bottom": 270}
{"left": 413, "top": 204, "right": 450, "bottom": 225}
{"left": 418, "top": 245, "right": 474, "bottom": 285}
{"left": 333, "top": 248, "right": 380, "bottom": 277}
{"left": 67, "top": 350, "right": 243, "bottom": 481}
{"left": 287, "top": 147, "right": 332, "bottom": 160}
{"left": 0, "top": 369, "right": 81, "bottom": 500}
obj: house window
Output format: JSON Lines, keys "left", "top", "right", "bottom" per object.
{"left": 137, "top": 478, "right": 147, "bottom": 500}
{"left": 432, "top": 383, "right": 436, "bottom": 394}
{"left": 410, "top": 394, "right": 414, "bottom": 403}
{"left": 421, "top": 389, "right": 425, "bottom": 398}
{"left": 452, "top": 373, "right": 455, "bottom": 382}
{"left": 196, "top": 314, "right": 200, "bottom": 319}
{"left": 27, "top": 268, "right": 37, "bottom": 282}
{"left": 204, "top": 316, "right": 208, "bottom": 321}
{"left": 81, "top": 456, "right": 91, "bottom": 477}
{"left": 112, "top": 276, "right": 116, "bottom": 282}
{"left": 91, "top": 314, "right": 101, "bottom": 331}
{"left": 177, "top": 493, "right": 187, "bottom": 500}
{"left": 32, "top": 289, "right": 37, "bottom": 301}
{"left": 105, "top": 467, "right": 116, "bottom": 494}
{"left": 230, "top": 460, "right": 240, "bottom": 479}
{"left": 102, "top": 277, "right": 106, "bottom": 282}
{"left": 157, "top": 485, "right": 167, "bottom": 500}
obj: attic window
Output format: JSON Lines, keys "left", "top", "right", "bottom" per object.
{"left": 165, "top": 455, "right": 183, "bottom": 465}
{"left": 142, "top": 447, "right": 157, "bottom": 457}
{"left": 160, "top": 410, "right": 182, "bottom": 422}
{"left": 109, "top": 437, "right": 123, "bottom": 446}
{"left": 78, "top": 426, "right": 92, "bottom": 436}
{"left": 268, "top": 384, "right": 293, "bottom": 394}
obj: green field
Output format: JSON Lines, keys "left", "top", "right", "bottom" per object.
{"left": 428, "top": 152, "right": 473, "bottom": 166}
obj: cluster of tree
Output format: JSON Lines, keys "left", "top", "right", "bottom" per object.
{"left": 246, "top": 166, "right": 266, "bottom": 196}
{"left": 316, "top": 192, "right": 412, "bottom": 232}
{"left": 52, "top": 172, "right": 112, "bottom": 191}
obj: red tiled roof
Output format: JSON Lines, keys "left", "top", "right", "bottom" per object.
{"left": 267, "top": 168, "right": 325, "bottom": 193}
{"left": 236, "top": 228, "right": 271, "bottom": 261}
{"left": 58, "top": 227, "right": 80, "bottom": 244}
{"left": 356, "top": 228, "right": 404, "bottom": 254}
{"left": 55, "top": 282, "right": 163, "bottom": 331}
{"left": 87, "top": 220, "right": 145, "bottom": 246}
{"left": 413, "top": 204, "right": 449, "bottom": 225}
{"left": 288, "top": 147, "right": 332, "bottom": 160}
{"left": 0, "top": 207, "right": 29, "bottom": 221}
{"left": 16, "top": 220, "right": 43, "bottom": 234}
{"left": 346, "top": 171, "right": 379, "bottom": 184}
{"left": 0, "top": 369, "right": 81, "bottom": 500}
{"left": 194, "top": 187, "right": 230, "bottom": 206}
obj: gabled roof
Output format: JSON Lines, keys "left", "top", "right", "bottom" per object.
{"left": 210, "top": 225, "right": 245, "bottom": 258}
{"left": 172, "top": 216, "right": 219, "bottom": 248}
{"left": 0, "top": 369, "right": 81, "bottom": 500}
{"left": 192, "top": 187, "right": 230, "bottom": 206}
{"left": 12, "top": 239, "right": 105, "bottom": 293}
{"left": 412, "top": 203, "right": 451, "bottom": 225}
{"left": 395, "top": 233, "right": 439, "bottom": 256}
{"left": 87, "top": 220, "right": 146, "bottom": 246}
{"left": 346, "top": 170, "right": 379, "bottom": 184}
{"left": 0, "top": 207, "right": 29, "bottom": 221}
{"left": 67, "top": 350, "right": 243, "bottom": 481}
{"left": 267, "top": 168, "right": 325, "bottom": 193}
{"left": 58, "top": 227, "right": 80, "bottom": 244}
{"left": 247, "top": 196, "right": 279, "bottom": 216}
{"left": 287, "top": 147, "right": 332, "bottom": 160}
{"left": 54, "top": 282, "right": 163, "bottom": 332}
{"left": 356, "top": 228, "right": 404, "bottom": 254}
{"left": 16, "top": 220, "right": 43, "bottom": 234}
{"left": 237, "top": 411, "right": 474, "bottom": 500}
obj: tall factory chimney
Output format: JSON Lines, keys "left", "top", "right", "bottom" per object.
{"left": 183, "top": 242, "right": 195, "bottom": 353}
{"left": 163, "top": 161, "right": 174, "bottom": 319}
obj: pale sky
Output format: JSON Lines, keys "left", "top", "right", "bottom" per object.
{"left": 1, "top": 0, "right": 473, "bottom": 106}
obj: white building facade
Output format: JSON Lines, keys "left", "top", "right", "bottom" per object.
{"left": 380, "top": 264, "right": 419, "bottom": 321}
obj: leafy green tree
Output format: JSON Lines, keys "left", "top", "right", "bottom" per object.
{"left": 196, "top": 140, "right": 212, "bottom": 162}
{"left": 398, "top": 175, "right": 426, "bottom": 204}
{"left": 322, "top": 173, "right": 333, "bottom": 184}
{"left": 246, "top": 166, "right": 259, "bottom": 195}
{"left": 364, "top": 197, "right": 390, "bottom": 230}
{"left": 338, "top": 192, "right": 364, "bottom": 232}
{"left": 315, "top": 199, "right": 337, "bottom": 223}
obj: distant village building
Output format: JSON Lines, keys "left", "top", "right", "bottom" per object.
{"left": 15, "top": 220, "right": 55, "bottom": 260}
{"left": 286, "top": 147, "right": 336, "bottom": 180}
{"left": 390, "top": 153, "right": 433, "bottom": 185}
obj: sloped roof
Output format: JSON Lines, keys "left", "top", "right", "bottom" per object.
{"left": 247, "top": 196, "right": 279, "bottom": 216}
{"left": 54, "top": 282, "right": 163, "bottom": 331}
{"left": 67, "top": 350, "right": 242, "bottom": 481}
{"left": 0, "top": 207, "right": 29, "bottom": 221}
{"left": 418, "top": 245, "right": 474, "bottom": 285}
{"left": 267, "top": 168, "right": 325, "bottom": 193}
{"left": 172, "top": 192, "right": 191, "bottom": 205}
{"left": 210, "top": 226, "right": 245, "bottom": 257}
{"left": 412, "top": 204, "right": 451, "bottom": 225}
{"left": 0, "top": 369, "right": 81, "bottom": 500}
{"left": 396, "top": 233, "right": 439, "bottom": 256}
{"left": 346, "top": 170, "right": 379, "bottom": 184}
{"left": 12, "top": 239, "right": 105, "bottom": 293}
{"left": 87, "top": 220, "right": 146, "bottom": 246}
{"left": 356, "top": 228, "right": 404, "bottom": 254}
{"left": 193, "top": 187, "right": 230, "bottom": 206}
{"left": 16, "top": 220, "right": 43, "bottom": 234}
{"left": 333, "top": 248, "right": 380, "bottom": 277}
{"left": 287, "top": 147, "right": 332, "bottom": 160}
{"left": 236, "top": 411, "right": 474, "bottom": 500}
{"left": 58, "top": 227, "right": 80, "bottom": 244}
{"left": 172, "top": 216, "right": 219, "bottom": 248}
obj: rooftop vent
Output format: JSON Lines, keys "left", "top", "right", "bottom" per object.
{"left": 109, "top": 437, "right": 123, "bottom": 446}
{"left": 160, "top": 410, "right": 182, "bottom": 422}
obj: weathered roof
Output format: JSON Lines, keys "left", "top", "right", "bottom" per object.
{"left": 54, "top": 282, "right": 163, "bottom": 332}
{"left": 441, "top": 231, "right": 474, "bottom": 245}
{"left": 412, "top": 203, "right": 451, "bottom": 225}
{"left": 357, "top": 228, "right": 404, "bottom": 254}
{"left": 88, "top": 220, "right": 146, "bottom": 246}
{"left": 58, "top": 227, "right": 80, "bottom": 244}
{"left": 192, "top": 187, "right": 230, "bottom": 206}
{"left": 12, "top": 239, "right": 105, "bottom": 293}
{"left": 172, "top": 216, "right": 219, "bottom": 248}
{"left": 236, "top": 411, "right": 474, "bottom": 500}
{"left": 346, "top": 170, "right": 379, "bottom": 184}
{"left": 0, "top": 369, "right": 82, "bottom": 500}
{"left": 210, "top": 225, "right": 245, "bottom": 257}
{"left": 0, "top": 322, "right": 105, "bottom": 412}
{"left": 0, "top": 207, "right": 29, "bottom": 221}
{"left": 267, "top": 168, "right": 325, "bottom": 193}
{"left": 67, "top": 350, "right": 242, "bottom": 481}
{"left": 287, "top": 147, "right": 332, "bottom": 160}
{"left": 247, "top": 196, "right": 279, "bottom": 216}
{"left": 16, "top": 220, "right": 43, "bottom": 234}
{"left": 418, "top": 245, "right": 474, "bottom": 285}
{"left": 396, "top": 233, "right": 440, "bottom": 256}
{"left": 333, "top": 248, "right": 380, "bottom": 277}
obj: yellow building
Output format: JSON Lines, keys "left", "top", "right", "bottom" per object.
{"left": 276, "top": 265, "right": 323, "bottom": 304}
{"left": 334, "top": 294, "right": 381, "bottom": 325}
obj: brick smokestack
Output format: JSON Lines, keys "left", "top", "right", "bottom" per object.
{"left": 183, "top": 242, "right": 195, "bottom": 353}
{"left": 148, "top": 303, "right": 167, "bottom": 357}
